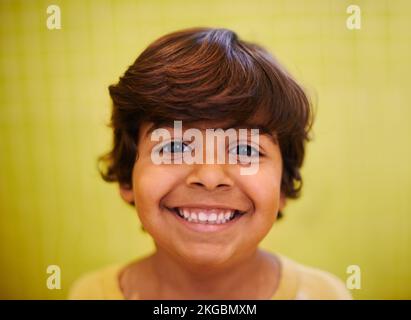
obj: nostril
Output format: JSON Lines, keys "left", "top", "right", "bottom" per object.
{"left": 186, "top": 167, "right": 234, "bottom": 190}
{"left": 189, "top": 181, "right": 232, "bottom": 191}
{"left": 191, "top": 182, "right": 204, "bottom": 187}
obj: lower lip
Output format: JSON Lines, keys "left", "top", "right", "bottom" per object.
{"left": 166, "top": 208, "right": 245, "bottom": 233}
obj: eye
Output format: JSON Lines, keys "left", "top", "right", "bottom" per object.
{"left": 160, "top": 140, "right": 192, "bottom": 154}
{"left": 229, "top": 144, "right": 260, "bottom": 157}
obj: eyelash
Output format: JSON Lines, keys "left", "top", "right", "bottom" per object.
{"left": 158, "top": 140, "right": 263, "bottom": 157}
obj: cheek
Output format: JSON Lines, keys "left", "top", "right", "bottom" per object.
{"left": 130, "top": 163, "right": 168, "bottom": 247}
{"left": 133, "top": 163, "right": 177, "bottom": 208}
{"left": 227, "top": 164, "right": 281, "bottom": 246}
{"left": 131, "top": 162, "right": 189, "bottom": 230}
{"left": 239, "top": 163, "right": 282, "bottom": 216}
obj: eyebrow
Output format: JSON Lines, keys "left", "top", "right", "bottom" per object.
{"left": 226, "top": 124, "right": 278, "bottom": 144}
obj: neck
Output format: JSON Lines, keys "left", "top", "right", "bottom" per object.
{"left": 148, "top": 246, "right": 272, "bottom": 299}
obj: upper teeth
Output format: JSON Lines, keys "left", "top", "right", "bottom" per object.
{"left": 177, "top": 208, "right": 235, "bottom": 224}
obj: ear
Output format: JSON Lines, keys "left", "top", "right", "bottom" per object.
{"left": 279, "top": 192, "right": 287, "bottom": 211}
{"left": 119, "top": 183, "right": 135, "bottom": 205}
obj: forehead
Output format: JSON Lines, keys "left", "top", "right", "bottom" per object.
{"left": 139, "top": 97, "right": 278, "bottom": 139}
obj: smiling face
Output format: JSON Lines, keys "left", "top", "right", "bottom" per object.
{"left": 120, "top": 121, "right": 286, "bottom": 268}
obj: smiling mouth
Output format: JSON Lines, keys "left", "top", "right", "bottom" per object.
{"left": 166, "top": 207, "right": 247, "bottom": 224}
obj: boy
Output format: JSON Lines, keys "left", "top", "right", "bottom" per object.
{"left": 69, "top": 27, "right": 352, "bottom": 299}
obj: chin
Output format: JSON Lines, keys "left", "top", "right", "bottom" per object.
{"left": 177, "top": 243, "right": 238, "bottom": 268}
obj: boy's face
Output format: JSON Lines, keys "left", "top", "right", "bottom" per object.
{"left": 120, "top": 121, "right": 285, "bottom": 268}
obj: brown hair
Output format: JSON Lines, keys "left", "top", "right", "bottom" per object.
{"left": 98, "top": 27, "right": 313, "bottom": 218}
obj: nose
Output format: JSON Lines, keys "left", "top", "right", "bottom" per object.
{"left": 185, "top": 164, "right": 234, "bottom": 191}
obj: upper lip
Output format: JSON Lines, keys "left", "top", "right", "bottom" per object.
{"left": 165, "top": 203, "right": 248, "bottom": 213}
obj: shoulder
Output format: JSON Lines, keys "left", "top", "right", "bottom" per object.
{"left": 68, "top": 264, "right": 124, "bottom": 300}
{"left": 296, "top": 263, "right": 352, "bottom": 299}
{"left": 279, "top": 255, "right": 353, "bottom": 300}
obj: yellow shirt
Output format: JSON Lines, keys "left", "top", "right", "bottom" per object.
{"left": 68, "top": 254, "right": 352, "bottom": 300}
